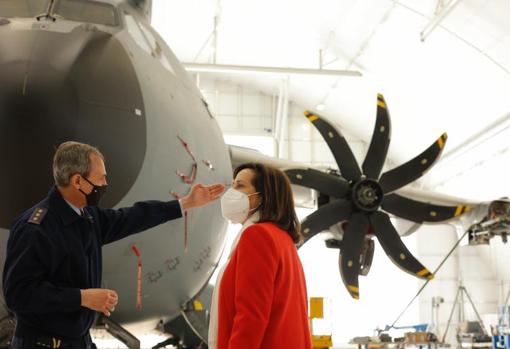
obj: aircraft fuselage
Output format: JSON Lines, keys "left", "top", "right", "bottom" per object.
{"left": 0, "top": 0, "right": 231, "bottom": 328}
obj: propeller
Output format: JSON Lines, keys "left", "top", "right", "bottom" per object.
{"left": 286, "top": 94, "right": 471, "bottom": 299}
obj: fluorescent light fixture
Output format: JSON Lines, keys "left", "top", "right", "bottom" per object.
{"left": 183, "top": 63, "right": 362, "bottom": 77}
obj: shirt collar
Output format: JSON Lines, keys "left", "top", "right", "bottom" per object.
{"left": 64, "top": 199, "right": 82, "bottom": 216}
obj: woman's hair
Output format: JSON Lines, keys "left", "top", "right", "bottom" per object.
{"left": 234, "top": 162, "right": 302, "bottom": 244}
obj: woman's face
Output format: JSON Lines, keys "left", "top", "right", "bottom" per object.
{"left": 233, "top": 168, "right": 261, "bottom": 211}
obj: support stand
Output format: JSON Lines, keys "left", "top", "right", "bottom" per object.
{"left": 429, "top": 296, "right": 444, "bottom": 338}
{"left": 441, "top": 283, "right": 488, "bottom": 345}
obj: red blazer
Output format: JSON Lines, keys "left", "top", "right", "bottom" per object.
{"left": 217, "top": 222, "right": 312, "bottom": 349}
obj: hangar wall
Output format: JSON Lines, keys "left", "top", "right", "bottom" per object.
{"left": 417, "top": 221, "right": 507, "bottom": 344}
{"left": 193, "top": 74, "right": 510, "bottom": 346}
{"left": 198, "top": 76, "right": 365, "bottom": 167}
{"left": 197, "top": 75, "right": 426, "bottom": 344}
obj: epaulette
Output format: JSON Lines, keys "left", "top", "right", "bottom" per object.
{"left": 28, "top": 207, "right": 48, "bottom": 225}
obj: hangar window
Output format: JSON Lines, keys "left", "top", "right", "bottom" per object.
{"left": 0, "top": 0, "right": 49, "bottom": 18}
{"left": 53, "top": 0, "right": 118, "bottom": 27}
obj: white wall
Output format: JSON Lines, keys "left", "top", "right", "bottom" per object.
{"left": 417, "top": 224, "right": 461, "bottom": 344}
{"left": 199, "top": 77, "right": 274, "bottom": 136}
{"left": 286, "top": 102, "right": 367, "bottom": 168}
{"left": 197, "top": 75, "right": 510, "bottom": 347}
{"left": 299, "top": 223, "right": 421, "bottom": 345}
{"left": 198, "top": 76, "right": 426, "bottom": 346}
{"left": 198, "top": 75, "right": 366, "bottom": 169}
{"left": 416, "top": 223, "right": 504, "bottom": 345}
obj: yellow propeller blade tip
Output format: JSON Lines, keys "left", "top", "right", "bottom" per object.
{"left": 437, "top": 134, "right": 448, "bottom": 149}
{"left": 377, "top": 94, "right": 387, "bottom": 108}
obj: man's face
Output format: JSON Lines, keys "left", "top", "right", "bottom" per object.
{"left": 78, "top": 153, "right": 107, "bottom": 195}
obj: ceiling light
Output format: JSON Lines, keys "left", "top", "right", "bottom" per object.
{"left": 183, "top": 63, "right": 362, "bottom": 77}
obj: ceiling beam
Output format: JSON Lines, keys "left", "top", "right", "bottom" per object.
{"left": 420, "top": 0, "right": 462, "bottom": 41}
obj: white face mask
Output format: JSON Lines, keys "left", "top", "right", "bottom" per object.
{"left": 220, "top": 188, "right": 260, "bottom": 224}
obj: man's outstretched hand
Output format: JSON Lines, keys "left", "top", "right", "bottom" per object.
{"left": 180, "top": 183, "right": 225, "bottom": 211}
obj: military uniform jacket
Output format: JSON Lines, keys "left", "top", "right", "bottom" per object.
{"left": 2, "top": 187, "right": 182, "bottom": 340}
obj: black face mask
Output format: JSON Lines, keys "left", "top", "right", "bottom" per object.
{"left": 79, "top": 176, "right": 108, "bottom": 207}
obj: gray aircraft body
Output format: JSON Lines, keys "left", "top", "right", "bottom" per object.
{"left": 0, "top": 0, "right": 231, "bottom": 345}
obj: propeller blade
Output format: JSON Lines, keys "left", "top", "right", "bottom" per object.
{"left": 359, "top": 237, "right": 375, "bottom": 276}
{"left": 370, "top": 211, "right": 434, "bottom": 280}
{"left": 285, "top": 168, "right": 350, "bottom": 198}
{"left": 304, "top": 111, "right": 362, "bottom": 182}
{"left": 301, "top": 199, "right": 352, "bottom": 244}
{"left": 382, "top": 194, "right": 471, "bottom": 223}
{"left": 362, "top": 94, "right": 391, "bottom": 180}
{"left": 338, "top": 212, "right": 369, "bottom": 299}
{"left": 379, "top": 133, "right": 448, "bottom": 194}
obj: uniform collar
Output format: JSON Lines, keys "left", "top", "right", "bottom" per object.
{"left": 64, "top": 199, "right": 82, "bottom": 216}
{"left": 48, "top": 186, "right": 82, "bottom": 226}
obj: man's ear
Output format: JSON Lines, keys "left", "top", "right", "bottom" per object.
{"left": 70, "top": 174, "right": 81, "bottom": 189}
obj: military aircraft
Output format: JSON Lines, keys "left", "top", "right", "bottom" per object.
{"left": 0, "top": 0, "right": 501, "bottom": 348}
{"left": 0, "top": 0, "right": 231, "bottom": 348}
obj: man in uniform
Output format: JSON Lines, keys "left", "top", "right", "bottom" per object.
{"left": 2, "top": 141, "right": 225, "bottom": 349}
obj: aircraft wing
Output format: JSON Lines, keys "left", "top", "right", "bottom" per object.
{"left": 228, "top": 144, "right": 481, "bottom": 213}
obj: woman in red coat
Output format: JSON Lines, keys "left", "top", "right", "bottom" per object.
{"left": 208, "top": 162, "right": 312, "bottom": 349}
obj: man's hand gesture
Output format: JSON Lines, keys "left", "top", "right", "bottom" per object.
{"left": 180, "top": 183, "right": 225, "bottom": 211}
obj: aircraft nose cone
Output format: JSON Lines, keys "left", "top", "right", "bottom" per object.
{"left": 0, "top": 26, "right": 146, "bottom": 228}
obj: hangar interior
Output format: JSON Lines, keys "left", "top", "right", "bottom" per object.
{"left": 150, "top": 0, "right": 510, "bottom": 347}
{"left": 1, "top": 0, "right": 510, "bottom": 349}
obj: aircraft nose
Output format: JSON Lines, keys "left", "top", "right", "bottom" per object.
{"left": 0, "top": 26, "right": 146, "bottom": 228}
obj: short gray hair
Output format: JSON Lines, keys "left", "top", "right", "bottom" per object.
{"left": 53, "top": 141, "right": 104, "bottom": 186}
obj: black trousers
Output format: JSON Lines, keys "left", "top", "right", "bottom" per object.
{"left": 10, "top": 335, "right": 95, "bottom": 349}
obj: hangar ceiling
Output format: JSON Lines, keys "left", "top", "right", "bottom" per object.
{"left": 152, "top": 0, "right": 510, "bottom": 200}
